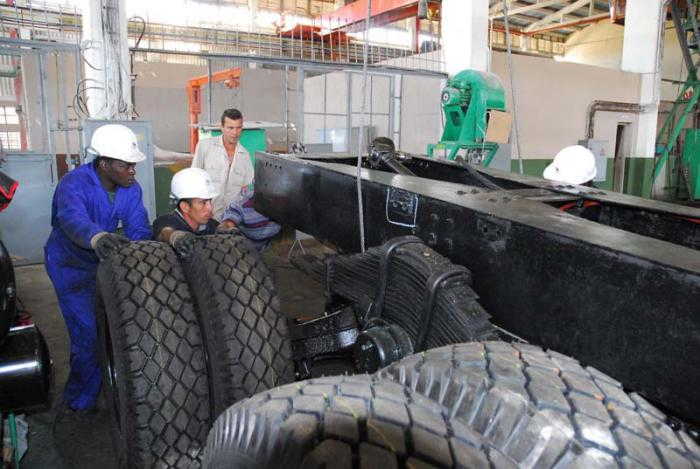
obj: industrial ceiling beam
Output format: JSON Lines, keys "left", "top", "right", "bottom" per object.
{"left": 489, "top": 0, "right": 517, "bottom": 16}
{"left": 524, "top": 0, "right": 591, "bottom": 31}
{"left": 524, "top": 11, "right": 607, "bottom": 34}
{"left": 491, "top": 0, "right": 564, "bottom": 19}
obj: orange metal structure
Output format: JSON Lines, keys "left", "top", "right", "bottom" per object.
{"left": 278, "top": 24, "right": 350, "bottom": 60}
{"left": 315, "top": 0, "right": 440, "bottom": 53}
{"left": 186, "top": 67, "right": 242, "bottom": 154}
{"left": 280, "top": 24, "right": 348, "bottom": 44}
{"left": 316, "top": 0, "right": 439, "bottom": 31}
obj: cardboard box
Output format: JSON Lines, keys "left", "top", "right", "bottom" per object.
{"left": 485, "top": 110, "right": 512, "bottom": 144}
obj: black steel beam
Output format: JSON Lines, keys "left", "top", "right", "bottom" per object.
{"left": 254, "top": 153, "right": 700, "bottom": 421}
{"left": 298, "top": 153, "right": 700, "bottom": 250}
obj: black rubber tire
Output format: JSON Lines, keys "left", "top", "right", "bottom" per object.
{"left": 378, "top": 341, "right": 700, "bottom": 468}
{"left": 0, "top": 239, "right": 16, "bottom": 344}
{"left": 203, "top": 374, "right": 517, "bottom": 468}
{"left": 181, "top": 234, "right": 294, "bottom": 418}
{"left": 96, "top": 241, "right": 212, "bottom": 468}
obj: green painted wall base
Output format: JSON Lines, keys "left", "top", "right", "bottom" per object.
{"left": 509, "top": 157, "right": 655, "bottom": 198}
{"left": 154, "top": 129, "right": 267, "bottom": 216}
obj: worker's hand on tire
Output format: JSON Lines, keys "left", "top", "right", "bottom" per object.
{"left": 90, "top": 232, "right": 130, "bottom": 260}
{"left": 215, "top": 222, "right": 239, "bottom": 235}
{"left": 170, "top": 230, "right": 196, "bottom": 257}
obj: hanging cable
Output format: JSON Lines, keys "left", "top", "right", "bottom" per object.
{"left": 130, "top": 16, "right": 147, "bottom": 118}
{"left": 502, "top": 0, "right": 524, "bottom": 175}
{"left": 356, "top": 0, "right": 372, "bottom": 253}
{"left": 131, "top": 16, "right": 147, "bottom": 49}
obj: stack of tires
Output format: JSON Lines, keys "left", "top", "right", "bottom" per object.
{"left": 96, "top": 235, "right": 294, "bottom": 468}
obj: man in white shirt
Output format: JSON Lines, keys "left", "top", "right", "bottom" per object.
{"left": 191, "top": 108, "right": 253, "bottom": 220}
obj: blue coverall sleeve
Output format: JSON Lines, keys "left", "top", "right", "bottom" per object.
{"left": 54, "top": 181, "right": 105, "bottom": 249}
{"left": 123, "top": 184, "right": 152, "bottom": 241}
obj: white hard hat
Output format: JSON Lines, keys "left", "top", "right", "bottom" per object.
{"left": 88, "top": 124, "right": 146, "bottom": 163}
{"left": 170, "top": 168, "right": 219, "bottom": 200}
{"left": 543, "top": 145, "right": 597, "bottom": 185}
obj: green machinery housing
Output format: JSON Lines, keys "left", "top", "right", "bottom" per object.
{"left": 428, "top": 70, "right": 506, "bottom": 166}
{"left": 682, "top": 129, "right": 700, "bottom": 200}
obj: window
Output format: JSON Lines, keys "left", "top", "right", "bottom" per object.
{"left": 0, "top": 105, "right": 21, "bottom": 151}
{"left": 0, "top": 105, "right": 19, "bottom": 125}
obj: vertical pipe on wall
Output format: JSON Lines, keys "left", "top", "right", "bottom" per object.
{"left": 297, "top": 66, "right": 305, "bottom": 143}
{"left": 391, "top": 74, "right": 402, "bottom": 148}
{"left": 284, "top": 65, "right": 289, "bottom": 151}
{"left": 38, "top": 53, "right": 53, "bottom": 158}
{"left": 207, "top": 58, "right": 213, "bottom": 126}
{"left": 55, "top": 52, "right": 72, "bottom": 169}
{"left": 73, "top": 47, "right": 83, "bottom": 163}
{"left": 346, "top": 71, "right": 352, "bottom": 152}
{"left": 323, "top": 73, "right": 327, "bottom": 145}
{"left": 388, "top": 75, "right": 394, "bottom": 144}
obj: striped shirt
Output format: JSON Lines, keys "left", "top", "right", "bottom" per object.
{"left": 221, "top": 187, "right": 280, "bottom": 251}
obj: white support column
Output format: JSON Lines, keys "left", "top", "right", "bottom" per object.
{"left": 621, "top": 0, "right": 664, "bottom": 196}
{"left": 81, "top": 0, "right": 132, "bottom": 119}
{"left": 248, "top": 0, "right": 259, "bottom": 20}
{"left": 442, "top": 0, "right": 489, "bottom": 75}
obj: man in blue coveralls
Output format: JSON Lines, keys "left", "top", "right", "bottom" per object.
{"left": 44, "top": 124, "right": 152, "bottom": 414}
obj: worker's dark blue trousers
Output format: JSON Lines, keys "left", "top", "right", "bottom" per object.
{"left": 45, "top": 259, "right": 101, "bottom": 411}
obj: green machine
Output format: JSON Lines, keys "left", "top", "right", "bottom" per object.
{"left": 428, "top": 69, "right": 507, "bottom": 166}
{"left": 682, "top": 129, "right": 700, "bottom": 200}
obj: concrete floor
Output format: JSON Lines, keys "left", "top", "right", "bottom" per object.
{"left": 12, "top": 241, "right": 326, "bottom": 468}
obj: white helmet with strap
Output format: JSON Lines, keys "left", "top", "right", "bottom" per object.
{"left": 170, "top": 168, "right": 219, "bottom": 200}
{"left": 543, "top": 145, "right": 597, "bottom": 185}
{"left": 87, "top": 124, "right": 146, "bottom": 163}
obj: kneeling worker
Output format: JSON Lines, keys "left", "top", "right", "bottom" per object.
{"left": 153, "top": 167, "right": 231, "bottom": 256}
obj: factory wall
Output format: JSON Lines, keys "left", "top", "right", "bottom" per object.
{"left": 302, "top": 71, "right": 392, "bottom": 152}
{"left": 303, "top": 50, "right": 643, "bottom": 193}
{"left": 17, "top": 43, "right": 653, "bottom": 198}
{"left": 562, "top": 21, "right": 684, "bottom": 102}
{"left": 491, "top": 51, "right": 648, "bottom": 194}
{"left": 134, "top": 61, "right": 298, "bottom": 153}
{"left": 132, "top": 61, "right": 298, "bottom": 214}
{"left": 20, "top": 58, "right": 295, "bottom": 155}
{"left": 21, "top": 51, "right": 82, "bottom": 157}
{"left": 132, "top": 61, "right": 205, "bottom": 153}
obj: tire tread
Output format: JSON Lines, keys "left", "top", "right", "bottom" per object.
{"left": 97, "top": 241, "right": 211, "bottom": 468}
{"left": 377, "top": 342, "right": 698, "bottom": 468}
{"left": 182, "top": 234, "right": 294, "bottom": 417}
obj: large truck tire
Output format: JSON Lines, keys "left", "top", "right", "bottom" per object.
{"left": 378, "top": 341, "right": 700, "bottom": 468}
{"left": 96, "top": 241, "right": 212, "bottom": 468}
{"left": 203, "top": 375, "right": 513, "bottom": 468}
{"left": 181, "top": 234, "right": 294, "bottom": 417}
{"left": 0, "top": 239, "right": 16, "bottom": 344}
